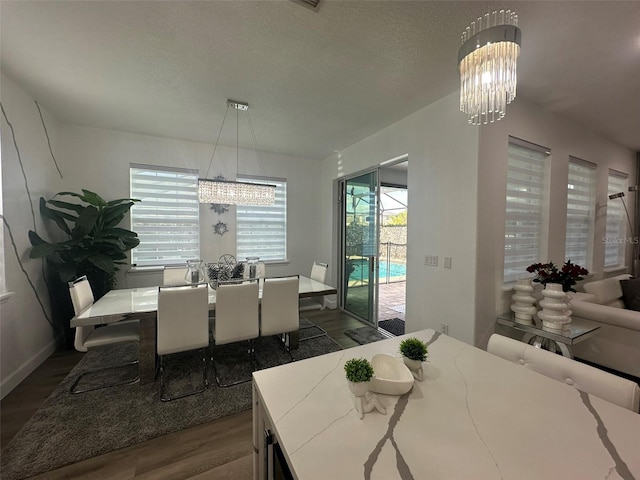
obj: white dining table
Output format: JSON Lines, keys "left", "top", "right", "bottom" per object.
{"left": 252, "top": 329, "right": 640, "bottom": 480}
{"left": 71, "top": 275, "right": 336, "bottom": 385}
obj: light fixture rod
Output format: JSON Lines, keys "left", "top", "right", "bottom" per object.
{"left": 457, "top": 24, "right": 521, "bottom": 65}
{"left": 228, "top": 99, "right": 249, "bottom": 111}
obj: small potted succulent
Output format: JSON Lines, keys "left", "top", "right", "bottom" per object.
{"left": 399, "top": 337, "right": 428, "bottom": 381}
{"left": 344, "top": 357, "right": 374, "bottom": 397}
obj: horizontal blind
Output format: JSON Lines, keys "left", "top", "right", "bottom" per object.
{"left": 604, "top": 170, "right": 629, "bottom": 268}
{"left": 130, "top": 164, "right": 200, "bottom": 266}
{"left": 565, "top": 157, "right": 596, "bottom": 269}
{"left": 236, "top": 177, "right": 287, "bottom": 262}
{"left": 504, "top": 139, "right": 549, "bottom": 283}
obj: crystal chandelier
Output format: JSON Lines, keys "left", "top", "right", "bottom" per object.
{"left": 458, "top": 10, "right": 522, "bottom": 125}
{"left": 198, "top": 100, "right": 275, "bottom": 205}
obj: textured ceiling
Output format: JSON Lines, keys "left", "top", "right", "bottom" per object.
{"left": 2, "top": 1, "right": 639, "bottom": 160}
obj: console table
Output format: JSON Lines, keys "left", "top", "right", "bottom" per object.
{"left": 496, "top": 314, "right": 600, "bottom": 358}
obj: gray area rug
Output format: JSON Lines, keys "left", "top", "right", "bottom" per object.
{"left": 344, "top": 325, "right": 389, "bottom": 345}
{"left": 0, "top": 318, "right": 341, "bottom": 480}
{"left": 378, "top": 318, "right": 405, "bottom": 336}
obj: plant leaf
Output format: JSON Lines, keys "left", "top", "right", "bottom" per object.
{"left": 29, "top": 242, "right": 64, "bottom": 258}
{"left": 71, "top": 206, "right": 99, "bottom": 239}
{"left": 81, "top": 189, "right": 107, "bottom": 207}
{"left": 87, "top": 255, "right": 115, "bottom": 273}
{"left": 102, "top": 203, "right": 135, "bottom": 228}
{"left": 46, "top": 199, "right": 85, "bottom": 215}
{"left": 40, "top": 198, "right": 72, "bottom": 234}
{"left": 107, "top": 198, "right": 140, "bottom": 206}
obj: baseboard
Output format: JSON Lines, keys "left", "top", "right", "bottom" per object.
{"left": 0, "top": 336, "right": 61, "bottom": 400}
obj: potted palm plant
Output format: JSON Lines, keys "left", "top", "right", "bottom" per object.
{"left": 399, "top": 337, "right": 428, "bottom": 381}
{"left": 28, "top": 189, "right": 140, "bottom": 347}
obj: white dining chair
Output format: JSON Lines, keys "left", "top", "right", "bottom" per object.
{"left": 162, "top": 266, "right": 188, "bottom": 286}
{"left": 69, "top": 276, "right": 140, "bottom": 394}
{"left": 299, "top": 261, "right": 329, "bottom": 312}
{"left": 157, "top": 283, "right": 210, "bottom": 401}
{"left": 260, "top": 275, "right": 300, "bottom": 358}
{"left": 487, "top": 334, "right": 640, "bottom": 412}
{"left": 211, "top": 279, "right": 260, "bottom": 387}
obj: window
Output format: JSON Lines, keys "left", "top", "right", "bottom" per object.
{"left": 503, "top": 138, "right": 549, "bottom": 283}
{"left": 565, "top": 157, "right": 596, "bottom": 269}
{"left": 604, "top": 169, "right": 629, "bottom": 268}
{"left": 236, "top": 177, "right": 287, "bottom": 262}
{"left": 130, "top": 164, "right": 200, "bottom": 266}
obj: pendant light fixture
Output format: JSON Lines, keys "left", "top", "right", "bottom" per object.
{"left": 458, "top": 9, "right": 522, "bottom": 125}
{"left": 198, "top": 100, "right": 276, "bottom": 205}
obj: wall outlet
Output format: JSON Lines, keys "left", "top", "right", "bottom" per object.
{"left": 425, "top": 255, "right": 438, "bottom": 266}
{"left": 444, "top": 257, "right": 452, "bottom": 269}
{"left": 441, "top": 323, "right": 449, "bottom": 335}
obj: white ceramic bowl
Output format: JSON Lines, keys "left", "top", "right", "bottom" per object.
{"left": 369, "top": 354, "right": 414, "bottom": 395}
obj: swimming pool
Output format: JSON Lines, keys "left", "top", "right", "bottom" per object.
{"left": 349, "top": 259, "right": 406, "bottom": 282}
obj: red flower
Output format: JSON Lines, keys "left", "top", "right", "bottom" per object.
{"left": 525, "top": 260, "right": 588, "bottom": 293}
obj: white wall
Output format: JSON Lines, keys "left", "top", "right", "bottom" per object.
{"left": 475, "top": 96, "right": 637, "bottom": 349}
{"left": 61, "top": 125, "right": 322, "bottom": 285}
{"left": 1, "top": 74, "right": 66, "bottom": 398}
{"left": 321, "top": 93, "right": 480, "bottom": 345}
{"left": 1, "top": 75, "right": 322, "bottom": 397}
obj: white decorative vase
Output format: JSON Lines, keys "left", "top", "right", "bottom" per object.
{"left": 402, "top": 356, "right": 424, "bottom": 381}
{"left": 538, "top": 283, "right": 572, "bottom": 331}
{"left": 347, "top": 380, "right": 370, "bottom": 397}
{"left": 510, "top": 278, "right": 538, "bottom": 325}
{"left": 347, "top": 381, "right": 385, "bottom": 419}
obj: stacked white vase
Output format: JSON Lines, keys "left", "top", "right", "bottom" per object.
{"left": 510, "top": 278, "right": 538, "bottom": 325}
{"left": 538, "top": 283, "right": 572, "bottom": 330}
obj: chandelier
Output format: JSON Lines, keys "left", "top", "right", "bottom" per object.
{"left": 198, "top": 100, "right": 275, "bottom": 205}
{"left": 458, "top": 10, "right": 522, "bottom": 125}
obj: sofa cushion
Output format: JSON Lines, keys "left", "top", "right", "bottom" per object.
{"left": 583, "top": 274, "right": 630, "bottom": 305}
{"left": 620, "top": 278, "right": 640, "bottom": 311}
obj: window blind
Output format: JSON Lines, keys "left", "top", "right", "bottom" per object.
{"left": 130, "top": 164, "right": 200, "bottom": 266}
{"left": 236, "top": 177, "right": 287, "bottom": 262}
{"left": 565, "top": 157, "right": 596, "bottom": 269}
{"left": 503, "top": 138, "right": 549, "bottom": 283}
{"left": 604, "top": 170, "right": 629, "bottom": 268}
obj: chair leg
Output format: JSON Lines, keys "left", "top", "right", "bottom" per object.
{"left": 70, "top": 360, "right": 139, "bottom": 394}
{"left": 212, "top": 340, "right": 256, "bottom": 388}
{"left": 298, "top": 324, "right": 327, "bottom": 342}
{"left": 159, "top": 349, "right": 209, "bottom": 402}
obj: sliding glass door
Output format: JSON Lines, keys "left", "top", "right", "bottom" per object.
{"left": 341, "top": 171, "right": 378, "bottom": 325}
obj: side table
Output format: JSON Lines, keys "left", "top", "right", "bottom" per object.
{"left": 496, "top": 314, "right": 600, "bottom": 359}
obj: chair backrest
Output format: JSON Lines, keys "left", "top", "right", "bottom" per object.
{"left": 157, "top": 284, "right": 210, "bottom": 356}
{"left": 260, "top": 276, "right": 300, "bottom": 336}
{"left": 163, "top": 266, "right": 188, "bottom": 286}
{"left": 214, "top": 280, "right": 259, "bottom": 345}
{"left": 487, "top": 334, "right": 640, "bottom": 412}
{"left": 310, "top": 261, "right": 328, "bottom": 283}
{"left": 69, "top": 276, "right": 96, "bottom": 352}
{"left": 69, "top": 276, "right": 94, "bottom": 315}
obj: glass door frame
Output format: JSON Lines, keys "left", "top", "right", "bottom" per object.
{"left": 338, "top": 168, "right": 380, "bottom": 326}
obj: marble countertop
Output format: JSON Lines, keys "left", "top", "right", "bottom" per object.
{"left": 253, "top": 329, "right": 640, "bottom": 479}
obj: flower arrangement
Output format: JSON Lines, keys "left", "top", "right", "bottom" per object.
{"left": 526, "top": 260, "right": 589, "bottom": 292}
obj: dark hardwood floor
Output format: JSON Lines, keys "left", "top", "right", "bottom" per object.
{"left": 0, "top": 309, "right": 367, "bottom": 479}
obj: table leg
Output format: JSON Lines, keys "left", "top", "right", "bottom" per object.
{"left": 138, "top": 312, "right": 157, "bottom": 385}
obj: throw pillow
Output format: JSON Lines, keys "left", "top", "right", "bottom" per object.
{"left": 620, "top": 278, "right": 640, "bottom": 311}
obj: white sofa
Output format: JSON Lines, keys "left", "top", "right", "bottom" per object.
{"left": 571, "top": 274, "right": 640, "bottom": 378}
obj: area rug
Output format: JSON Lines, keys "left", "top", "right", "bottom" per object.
{"left": 344, "top": 326, "right": 389, "bottom": 345}
{"left": 378, "top": 318, "right": 405, "bottom": 336}
{"left": 0, "top": 318, "right": 341, "bottom": 480}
